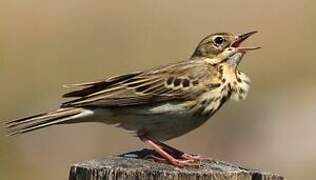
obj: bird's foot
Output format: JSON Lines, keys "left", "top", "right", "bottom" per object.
{"left": 169, "top": 158, "right": 199, "bottom": 167}
{"left": 140, "top": 136, "right": 201, "bottom": 168}
{"left": 181, "top": 153, "right": 212, "bottom": 161}
{"left": 147, "top": 155, "right": 198, "bottom": 167}
{"left": 154, "top": 140, "right": 210, "bottom": 162}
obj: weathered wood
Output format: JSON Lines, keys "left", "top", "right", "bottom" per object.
{"left": 69, "top": 149, "right": 283, "bottom": 180}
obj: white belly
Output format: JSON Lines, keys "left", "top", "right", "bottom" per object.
{"left": 89, "top": 103, "right": 209, "bottom": 141}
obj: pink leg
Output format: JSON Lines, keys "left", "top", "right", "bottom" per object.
{"left": 140, "top": 136, "right": 197, "bottom": 167}
{"left": 156, "top": 141, "right": 211, "bottom": 161}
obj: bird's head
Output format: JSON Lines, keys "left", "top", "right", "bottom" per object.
{"left": 192, "top": 31, "right": 260, "bottom": 64}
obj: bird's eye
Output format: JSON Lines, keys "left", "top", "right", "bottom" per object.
{"left": 214, "top": 36, "right": 224, "bottom": 45}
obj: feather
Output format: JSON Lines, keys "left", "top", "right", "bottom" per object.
{"left": 60, "top": 60, "right": 213, "bottom": 108}
{"left": 63, "top": 72, "right": 142, "bottom": 97}
{"left": 5, "top": 108, "right": 91, "bottom": 135}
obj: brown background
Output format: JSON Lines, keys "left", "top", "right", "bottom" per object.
{"left": 0, "top": 0, "right": 315, "bottom": 179}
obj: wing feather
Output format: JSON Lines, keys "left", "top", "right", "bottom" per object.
{"left": 61, "top": 60, "right": 213, "bottom": 108}
{"left": 63, "top": 72, "right": 142, "bottom": 97}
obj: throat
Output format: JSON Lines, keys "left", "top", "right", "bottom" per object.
{"left": 222, "top": 65, "right": 250, "bottom": 101}
{"left": 191, "top": 64, "right": 251, "bottom": 116}
{"left": 219, "top": 64, "right": 250, "bottom": 101}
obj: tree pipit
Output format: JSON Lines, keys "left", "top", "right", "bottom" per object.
{"left": 6, "top": 31, "right": 260, "bottom": 167}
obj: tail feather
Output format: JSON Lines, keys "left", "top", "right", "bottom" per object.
{"left": 6, "top": 113, "right": 47, "bottom": 126}
{"left": 5, "top": 108, "right": 89, "bottom": 136}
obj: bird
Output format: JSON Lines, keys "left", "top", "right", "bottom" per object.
{"left": 5, "top": 31, "right": 260, "bottom": 167}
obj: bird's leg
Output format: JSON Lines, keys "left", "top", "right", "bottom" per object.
{"left": 154, "top": 141, "right": 185, "bottom": 158}
{"left": 156, "top": 141, "right": 211, "bottom": 161}
{"left": 139, "top": 136, "right": 197, "bottom": 167}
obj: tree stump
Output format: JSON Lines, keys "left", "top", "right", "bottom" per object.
{"left": 69, "top": 149, "right": 283, "bottom": 180}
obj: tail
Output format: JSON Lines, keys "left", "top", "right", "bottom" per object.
{"left": 5, "top": 108, "right": 92, "bottom": 136}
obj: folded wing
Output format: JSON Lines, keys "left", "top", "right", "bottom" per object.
{"left": 61, "top": 60, "right": 213, "bottom": 108}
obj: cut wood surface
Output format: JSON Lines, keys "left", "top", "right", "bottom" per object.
{"left": 69, "top": 149, "right": 283, "bottom": 180}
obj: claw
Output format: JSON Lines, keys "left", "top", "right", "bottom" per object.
{"left": 146, "top": 153, "right": 199, "bottom": 167}
{"left": 181, "top": 153, "right": 212, "bottom": 161}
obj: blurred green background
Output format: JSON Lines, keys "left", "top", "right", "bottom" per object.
{"left": 0, "top": 0, "right": 315, "bottom": 179}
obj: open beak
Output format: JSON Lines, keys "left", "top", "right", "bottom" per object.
{"left": 232, "top": 31, "right": 261, "bottom": 53}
